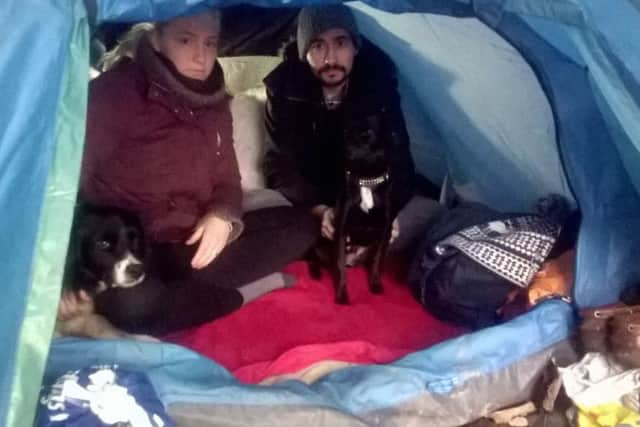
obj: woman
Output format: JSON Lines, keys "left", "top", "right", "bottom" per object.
{"left": 61, "top": 9, "right": 316, "bottom": 335}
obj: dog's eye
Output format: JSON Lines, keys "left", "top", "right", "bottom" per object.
{"left": 95, "top": 240, "right": 111, "bottom": 250}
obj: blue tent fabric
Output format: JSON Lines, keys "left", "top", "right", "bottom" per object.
{"left": 475, "top": 0, "right": 640, "bottom": 193}
{"left": 350, "top": 3, "right": 574, "bottom": 212}
{"left": 89, "top": 0, "right": 474, "bottom": 21}
{"left": 44, "top": 301, "right": 573, "bottom": 412}
{"left": 486, "top": 10, "right": 640, "bottom": 308}
{"left": 2, "top": 0, "right": 640, "bottom": 425}
{"left": 0, "top": 1, "right": 88, "bottom": 425}
{"left": 0, "top": 0, "right": 68, "bottom": 397}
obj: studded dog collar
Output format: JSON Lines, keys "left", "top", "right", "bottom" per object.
{"left": 346, "top": 171, "right": 390, "bottom": 188}
{"left": 358, "top": 173, "right": 389, "bottom": 187}
{"left": 346, "top": 171, "right": 390, "bottom": 213}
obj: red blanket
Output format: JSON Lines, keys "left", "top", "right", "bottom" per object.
{"left": 166, "top": 261, "right": 463, "bottom": 383}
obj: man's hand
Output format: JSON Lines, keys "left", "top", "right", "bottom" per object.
{"left": 186, "top": 212, "right": 233, "bottom": 269}
{"left": 390, "top": 218, "right": 400, "bottom": 243}
{"left": 320, "top": 208, "right": 336, "bottom": 240}
{"left": 311, "top": 204, "right": 335, "bottom": 240}
{"left": 310, "top": 205, "right": 399, "bottom": 243}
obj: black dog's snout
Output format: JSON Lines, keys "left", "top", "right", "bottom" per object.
{"left": 125, "top": 263, "right": 145, "bottom": 279}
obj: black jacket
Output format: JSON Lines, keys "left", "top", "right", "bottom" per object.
{"left": 263, "top": 39, "right": 415, "bottom": 217}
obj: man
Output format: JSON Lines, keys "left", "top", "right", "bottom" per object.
{"left": 263, "top": 4, "right": 431, "bottom": 251}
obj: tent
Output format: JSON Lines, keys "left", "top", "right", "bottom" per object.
{"left": 2, "top": 0, "right": 640, "bottom": 425}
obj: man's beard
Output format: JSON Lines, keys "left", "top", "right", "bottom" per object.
{"left": 316, "top": 65, "right": 349, "bottom": 88}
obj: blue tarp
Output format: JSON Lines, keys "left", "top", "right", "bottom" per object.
{"left": 1, "top": 0, "right": 639, "bottom": 425}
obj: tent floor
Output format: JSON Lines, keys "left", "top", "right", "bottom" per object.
{"left": 166, "top": 261, "right": 465, "bottom": 383}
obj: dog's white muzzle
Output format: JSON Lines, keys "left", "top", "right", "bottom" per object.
{"left": 113, "top": 252, "right": 145, "bottom": 288}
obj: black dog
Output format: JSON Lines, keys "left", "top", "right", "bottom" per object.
{"left": 57, "top": 205, "right": 148, "bottom": 338}
{"left": 310, "top": 113, "right": 394, "bottom": 304}
{"left": 63, "top": 204, "right": 147, "bottom": 296}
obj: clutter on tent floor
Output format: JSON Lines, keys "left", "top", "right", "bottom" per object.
{"left": 466, "top": 300, "right": 640, "bottom": 427}
{"left": 465, "top": 351, "right": 640, "bottom": 427}
{"left": 35, "top": 365, "right": 174, "bottom": 427}
{"left": 560, "top": 352, "right": 640, "bottom": 427}
{"left": 165, "top": 261, "right": 465, "bottom": 383}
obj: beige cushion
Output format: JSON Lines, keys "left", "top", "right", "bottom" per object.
{"left": 221, "top": 56, "right": 281, "bottom": 193}
{"left": 229, "top": 93, "right": 269, "bottom": 190}
{"left": 219, "top": 56, "right": 281, "bottom": 96}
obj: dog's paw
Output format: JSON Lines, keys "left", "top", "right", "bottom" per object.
{"left": 335, "top": 292, "right": 350, "bottom": 305}
{"left": 369, "top": 280, "right": 383, "bottom": 294}
{"left": 308, "top": 262, "right": 323, "bottom": 280}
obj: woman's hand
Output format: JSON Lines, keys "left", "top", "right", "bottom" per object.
{"left": 186, "top": 212, "right": 233, "bottom": 269}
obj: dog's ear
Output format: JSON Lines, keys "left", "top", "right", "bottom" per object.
{"left": 62, "top": 210, "right": 85, "bottom": 290}
{"left": 63, "top": 206, "right": 101, "bottom": 289}
{"left": 73, "top": 266, "right": 102, "bottom": 295}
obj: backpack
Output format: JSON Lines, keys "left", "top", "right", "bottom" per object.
{"left": 409, "top": 202, "right": 563, "bottom": 330}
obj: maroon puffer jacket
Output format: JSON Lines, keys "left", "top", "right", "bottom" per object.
{"left": 81, "top": 36, "right": 242, "bottom": 243}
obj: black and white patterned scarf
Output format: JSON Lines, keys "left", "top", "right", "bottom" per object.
{"left": 434, "top": 215, "right": 561, "bottom": 288}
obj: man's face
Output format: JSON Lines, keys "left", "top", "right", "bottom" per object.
{"left": 153, "top": 12, "right": 220, "bottom": 81}
{"left": 305, "top": 28, "right": 356, "bottom": 88}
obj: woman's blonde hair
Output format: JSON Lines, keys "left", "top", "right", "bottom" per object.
{"left": 97, "top": 9, "right": 221, "bottom": 72}
{"left": 98, "top": 22, "right": 155, "bottom": 72}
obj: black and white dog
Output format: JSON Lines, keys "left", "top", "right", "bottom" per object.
{"left": 65, "top": 204, "right": 147, "bottom": 294}
{"left": 57, "top": 204, "right": 148, "bottom": 338}
{"left": 311, "top": 113, "right": 394, "bottom": 304}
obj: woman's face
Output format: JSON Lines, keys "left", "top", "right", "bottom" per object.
{"left": 153, "top": 12, "right": 220, "bottom": 81}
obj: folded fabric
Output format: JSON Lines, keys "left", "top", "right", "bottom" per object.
{"left": 574, "top": 403, "right": 640, "bottom": 427}
{"left": 235, "top": 340, "right": 410, "bottom": 384}
{"left": 259, "top": 359, "right": 356, "bottom": 385}
{"left": 35, "top": 365, "right": 174, "bottom": 427}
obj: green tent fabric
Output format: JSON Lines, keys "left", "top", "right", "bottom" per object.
{"left": 1, "top": 1, "right": 89, "bottom": 425}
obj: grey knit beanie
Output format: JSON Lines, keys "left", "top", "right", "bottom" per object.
{"left": 296, "top": 4, "right": 362, "bottom": 61}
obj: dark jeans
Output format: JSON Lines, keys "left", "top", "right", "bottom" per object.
{"left": 94, "top": 206, "right": 317, "bottom": 335}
